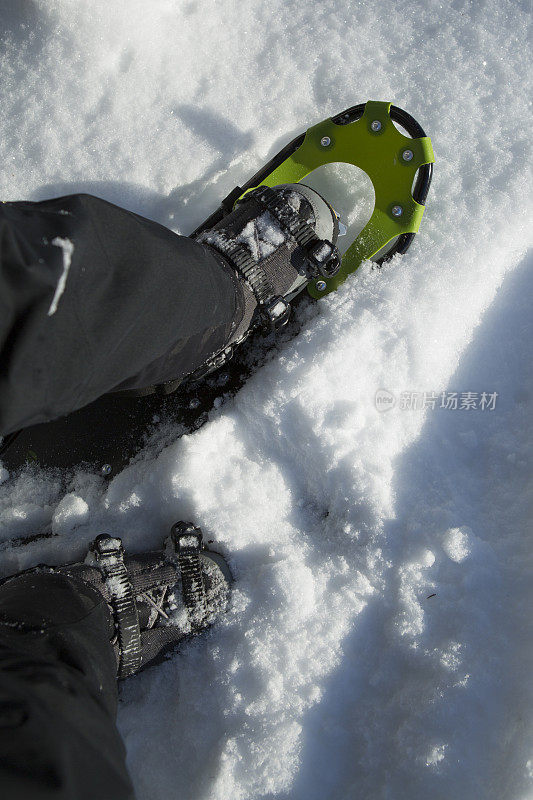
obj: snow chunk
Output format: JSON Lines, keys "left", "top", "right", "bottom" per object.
{"left": 51, "top": 493, "right": 89, "bottom": 534}
{"left": 426, "top": 743, "right": 447, "bottom": 767}
{"left": 420, "top": 548, "right": 435, "bottom": 568}
{"left": 442, "top": 527, "right": 472, "bottom": 563}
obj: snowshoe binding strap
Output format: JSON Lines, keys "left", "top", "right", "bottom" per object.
{"left": 193, "top": 100, "right": 434, "bottom": 298}
{"left": 204, "top": 183, "right": 341, "bottom": 330}
{"left": 168, "top": 521, "right": 209, "bottom": 629}
{"left": 239, "top": 186, "right": 341, "bottom": 280}
{"left": 203, "top": 221, "right": 289, "bottom": 329}
{"left": 89, "top": 534, "right": 142, "bottom": 678}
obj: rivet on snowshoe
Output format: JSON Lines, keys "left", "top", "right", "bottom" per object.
{"left": 402, "top": 149, "right": 414, "bottom": 161}
{"left": 371, "top": 120, "right": 382, "bottom": 131}
{"left": 391, "top": 205, "right": 403, "bottom": 218}
{"left": 320, "top": 136, "right": 331, "bottom": 147}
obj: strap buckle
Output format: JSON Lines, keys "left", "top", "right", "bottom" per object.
{"left": 261, "top": 296, "right": 291, "bottom": 330}
{"left": 92, "top": 534, "right": 124, "bottom": 563}
{"left": 170, "top": 521, "right": 204, "bottom": 554}
{"left": 90, "top": 534, "right": 142, "bottom": 679}
{"left": 306, "top": 239, "right": 341, "bottom": 278}
{"left": 169, "top": 522, "right": 208, "bottom": 627}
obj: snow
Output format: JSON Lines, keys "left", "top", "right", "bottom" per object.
{"left": 0, "top": 1, "right": 533, "bottom": 799}
{"left": 51, "top": 493, "right": 89, "bottom": 535}
{"left": 442, "top": 527, "right": 472, "bottom": 563}
{"left": 199, "top": 209, "right": 286, "bottom": 261}
{"left": 47, "top": 236, "right": 74, "bottom": 316}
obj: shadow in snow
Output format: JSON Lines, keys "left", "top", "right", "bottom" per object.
{"left": 273, "top": 251, "right": 533, "bottom": 800}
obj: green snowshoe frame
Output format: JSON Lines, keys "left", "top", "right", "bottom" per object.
{"left": 194, "top": 100, "right": 434, "bottom": 298}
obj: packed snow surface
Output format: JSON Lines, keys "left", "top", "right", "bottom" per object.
{"left": 1, "top": 2, "right": 532, "bottom": 799}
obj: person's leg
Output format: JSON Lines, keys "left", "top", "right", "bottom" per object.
{"left": 0, "top": 523, "right": 231, "bottom": 799}
{"left": 0, "top": 194, "right": 243, "bottom": 435}
{"left": 0, "top": 572, "right": 135, "bottom": 800}
{"left": 0, "top": 184, "right": 339, "bottom": 436}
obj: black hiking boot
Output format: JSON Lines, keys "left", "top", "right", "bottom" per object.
{"left": 192, "top": 183, "right": 341, "bottom": 375}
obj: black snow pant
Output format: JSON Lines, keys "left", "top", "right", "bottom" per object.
{"left": 0, "top": 193, "right": 243, "bottom": 435}
{"left": 0, "top": 194, "right": 243, "bottom": 797}
{"left": 0, "top": 571, "right": 134, "bottom": 800}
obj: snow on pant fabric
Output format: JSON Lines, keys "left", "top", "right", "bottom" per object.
{"left": 0, "top": 571, "right": 135, "bottom": 800}
{"left": 0, "top": 194, "right": 243, "bottom": 435}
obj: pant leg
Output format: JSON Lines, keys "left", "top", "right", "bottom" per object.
{"left": 0, "top": 194, "right": 243, "bottom": 435}
{"left": 0, "top": 572, "right": 135, "bottom": 800}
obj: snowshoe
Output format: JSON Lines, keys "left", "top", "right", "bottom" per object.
{"left": 193, "top": 100, "right": 434, "bottom": 297}
{"left": 0, "top": 101, "right": 434, "bottom": 475}
{"left": 0, "top": 521, "right": 231, "bottom": 678}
